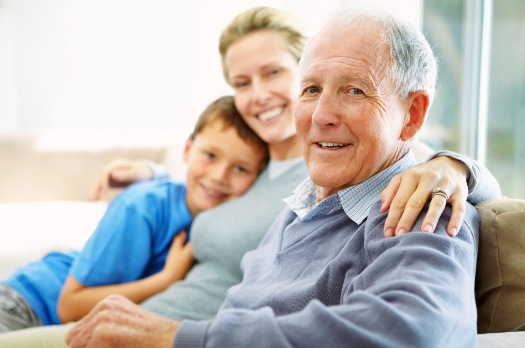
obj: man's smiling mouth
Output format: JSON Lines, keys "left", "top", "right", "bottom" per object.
{"left": 317, "top": 142, "right": 349, "bottom": 149}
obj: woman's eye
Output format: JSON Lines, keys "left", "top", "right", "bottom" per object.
{"left": 350, "top": 88, "right": 364, "bottom": 95}
{"left": 233, "top": 81, "right": 249, "bottom": 89}
{"left": 204, "top": 152, "right": 216, "bottom": 159}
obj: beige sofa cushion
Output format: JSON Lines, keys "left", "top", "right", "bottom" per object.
{"left": 476, "top": 198, "right": 525, "bottom": 333}
{"left": 0, "top": 132, "right": 170, "bottom": 202}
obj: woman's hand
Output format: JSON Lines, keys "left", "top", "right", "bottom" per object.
{"left": 381, "top": 156, "right": 469, "bottom": 237}
{"left": 88, "top": 159, "right": 154, "bottom": 201}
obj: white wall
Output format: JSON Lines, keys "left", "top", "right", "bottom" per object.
{"left": 0, "top": 8, "right": 17, "bottom": 130}
{"left": 0, "top": 0, "right": 421, "bottom": 141}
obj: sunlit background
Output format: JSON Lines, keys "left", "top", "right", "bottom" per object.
{"left": 1, "top": 0, "right": 523, "bottom": 197}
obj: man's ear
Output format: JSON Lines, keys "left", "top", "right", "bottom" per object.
{"left": 400, "top": 90, "right": 430, "bottom": 141}
{"left": 183, "top": 137, "right": 193, "bottom": 164}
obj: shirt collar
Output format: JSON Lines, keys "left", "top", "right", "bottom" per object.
{"left": 284, "top": 152, "right": 417, "bottom": 224}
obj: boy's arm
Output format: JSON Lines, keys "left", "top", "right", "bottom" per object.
{"left": 57, "top": 232, "right": 194, "bottom": 323}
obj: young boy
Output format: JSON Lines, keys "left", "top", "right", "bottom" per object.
{"left": 0, "top": 96, "right": 268, "bottom": 331}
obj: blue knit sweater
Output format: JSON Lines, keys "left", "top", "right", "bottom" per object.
{"left": 175, "top": 153, "right": 480, "bottom": 347}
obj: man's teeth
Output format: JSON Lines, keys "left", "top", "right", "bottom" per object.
{"left": 318, "top": 142, "right": 348, "bottom": 148}
{"left": 259, "top": 108, "right": 282, "bottom": 121}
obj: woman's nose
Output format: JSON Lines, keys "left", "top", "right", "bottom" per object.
{"left": 251, "top": 80, "right": 271, "bottom": 104}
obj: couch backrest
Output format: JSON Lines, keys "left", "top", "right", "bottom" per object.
{"left": 476, "top": 198, "right": 525, "bottom": 333}
{"left": 0, "top": 132, "right": 175, "bottom": 202}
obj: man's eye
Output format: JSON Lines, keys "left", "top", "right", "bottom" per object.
{"left": 350, "top": 88, "right": 364, "bottom": 95}
{"left": 304, "top": 86, "right": 320, "bottom": 94}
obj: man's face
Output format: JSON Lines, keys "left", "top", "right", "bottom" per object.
{"left": 296, "top": 21, "right": 410, "bottom": 201}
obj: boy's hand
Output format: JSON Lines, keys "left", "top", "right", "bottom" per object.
{"left": 88, "top": 159, "right": 154, "bottom": 201}
{"left": 163, "top": 231, "right": 195, "bottom": 283}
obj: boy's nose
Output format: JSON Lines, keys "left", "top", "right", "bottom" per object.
{"left": 210, "top": 164, "right": 229, "bottom": 184}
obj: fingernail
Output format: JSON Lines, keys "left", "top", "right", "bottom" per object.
{"left": 385, "top": 228, "right": 394, "bottom": 237}
{"left": 423, "top": 224, "right": 433, "bottom": 233}
{"left": 397, "top": 228, "right": 406, "bottom": 235}
{"left": 451, "top": 228, "right": 458, "bottom": 236}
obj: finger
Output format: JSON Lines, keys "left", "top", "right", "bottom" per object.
{"left": 87, "top": 179, "right": 103, "bottom": 201}
{"left": 172, "top": 231, "right": 187, "bottom": 247}
{"left": 182, "top": 241, "right": 193, "bottom": 256}
{"left": 112, "top": 162, "right": 153, "bottom": 183}
{"left": 383, "top": 177, "right": 419, "bottom": 237}
{"left": 380, "top": 174, "right": 401, "bottom": 213}
{"left": 420, "top": 193, "right": 447, "bottom": 233}
{"left": 393, "top": 188, "right": 430, "bottom": 236}
{"left": 446, "top": 197, "right": 466, "bottom": 237}
{"left": 87, "top": 170, "right": 111, "bottom": 201}
{"left": 65, "top": 305, "right": 98, "bottom": 346}
{"left": 96, "top": 170, "right": 112, "bottom": 198}
{"left": 111, "top": 167, "right": 135, "bottom": 183}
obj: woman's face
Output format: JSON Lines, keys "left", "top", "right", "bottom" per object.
{"left": 225, "top": 31, "right": 300, "bottom": 147}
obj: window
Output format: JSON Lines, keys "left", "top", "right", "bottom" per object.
{"left": 421, "top": 0, "right": 525, "bottom": 198}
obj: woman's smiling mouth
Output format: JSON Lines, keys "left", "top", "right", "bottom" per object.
{"left": 258, "top": 107, "right": 284, "bottom": 121}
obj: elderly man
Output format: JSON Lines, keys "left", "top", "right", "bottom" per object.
{"left": 66, "top": 9, "right": 479, "bottom": 348}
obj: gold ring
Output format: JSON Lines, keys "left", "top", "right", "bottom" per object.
{"left": 432, "top": 187, "right": 449, "bottom": 201}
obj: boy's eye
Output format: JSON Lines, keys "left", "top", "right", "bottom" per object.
{"left": 233, "top": 165, "right": 249, "bottom": 173}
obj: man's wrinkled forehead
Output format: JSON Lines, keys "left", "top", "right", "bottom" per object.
{"left": 299, "top": 19, "right": 386, "bottom": 78}
{"left": 300, "top": 21, "right": 389, "bottom": 85}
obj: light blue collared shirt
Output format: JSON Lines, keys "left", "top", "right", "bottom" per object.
{"left": 283, "top": 152, "right": 418, "bottom": 224}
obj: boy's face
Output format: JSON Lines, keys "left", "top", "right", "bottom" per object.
{"left": 183, "top": 119, "right": 266, "bottom": 216}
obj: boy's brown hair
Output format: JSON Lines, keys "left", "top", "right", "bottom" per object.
{"left": 190, "top": 95, "right": 269, "bottom": 168}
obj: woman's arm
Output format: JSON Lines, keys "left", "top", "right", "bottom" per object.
{"left": 381, "top": 151, "right": 501, "bottom": 237}
{"left": 88, "top": 159, "right": 169, "bottom": 201}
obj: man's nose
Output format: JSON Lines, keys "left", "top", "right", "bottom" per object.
{"left": 311, "top": 93, "right": 341, "bottom": 127}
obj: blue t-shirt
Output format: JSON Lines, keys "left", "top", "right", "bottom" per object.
{"left": 4, "top": 180, "right": 192, "bottom": 325}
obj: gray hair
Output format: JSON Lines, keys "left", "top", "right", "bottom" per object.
{"left": 325, "top": 8, "right": 437, "bottom": 103}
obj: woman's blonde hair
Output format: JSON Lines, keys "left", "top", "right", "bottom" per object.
{"left": 219, "top": 6, "right": 307, "bottom": 84}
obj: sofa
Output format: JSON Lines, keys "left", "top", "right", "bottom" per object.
{"left": 0, "top": 130, "right": 186, "bottom": 277}
{"left": 1, "top": 131, "right": 524, "bottom": 346}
